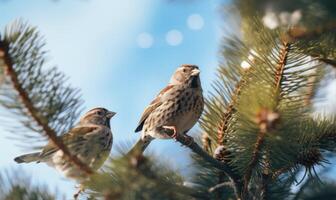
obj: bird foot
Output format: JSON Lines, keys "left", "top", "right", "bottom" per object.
{"left": 162, "top": 126, "right": 178, "bottom": 139}
{"left": 184, "top": 135, "right": 194, "bottom": 146}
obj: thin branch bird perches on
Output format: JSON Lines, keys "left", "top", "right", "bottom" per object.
{"left": 0, "top": 40, "right": 93, "bottom": 175}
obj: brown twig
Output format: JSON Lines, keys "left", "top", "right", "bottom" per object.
{"left": 243, "top": 129, "right": 267, "bottom": 196}
{"left": 217, "top": 96, "right": 236, "bottom": 145}
{"left": 217, "top": 69, "right": 251, "bottom": 145}
{"left": 0, "top": 40, "right": 93, "bottom": 174}
{"left": 275, "top": 41, "right": 290, "bottom": 90}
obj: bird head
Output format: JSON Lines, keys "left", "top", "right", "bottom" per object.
{"left": 169, "top": 64, "right": 201, "bottom": 88}
{"left": 80, "top": 107, "right": 116, "bottom": 128}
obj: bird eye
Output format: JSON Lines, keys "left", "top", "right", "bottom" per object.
{"left": 96, "top": 111, "right": 103, "bottom": 115}
{"left": 183, "top": 68, "right": 187, "bottom": 73}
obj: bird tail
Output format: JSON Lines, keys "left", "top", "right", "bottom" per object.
{"left": 14, "top": 152, "right": 41, "bottom": 163}
{"left": 127, "top": 139, "right": 151, "bottom": 155}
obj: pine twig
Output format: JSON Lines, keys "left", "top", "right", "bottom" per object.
{"left": 0, "top": 40, "right": 93, "bottom": 175}
{"left": 275, "top": 41, "right": 290, "bottom": 90}
{"left": 243, "top": 129, "right": 267, "bottom": 196}
{"left": 167, "top": 131, "right": 243, "bottom": 199}
{"left": 217, "top": 103, "right": 235, "bottom": 145}
{"left": 217, "top": 88, "right": 238, "bottom": 145}
{"left": 208, "top": 181, "right": 233, "bottom": 193}
{"left": 217, "top": 67, "right": 252, "bottom": 146}
{"left": 243, "top": 41, "right": 289, "bottom": 198}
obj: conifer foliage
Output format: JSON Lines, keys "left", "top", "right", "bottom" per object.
{"left": 0, "top": 1, "right": 336, "bottom": 199}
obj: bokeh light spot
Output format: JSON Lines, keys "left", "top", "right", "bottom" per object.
{"left": 187, "top": 14, "right": 204, "bottom": 30}
{"left": 166, "top": 30, "right": 183, "bottom": 46}
{"left": 137, "top": 32, "right": 154, "bottom": 48}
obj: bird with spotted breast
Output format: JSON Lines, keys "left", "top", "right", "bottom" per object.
{"left": 131, "top": 64, "right": 204, "bottom": 153}
{"left": 14, "top": 107, "right": 116, "bottom": 198}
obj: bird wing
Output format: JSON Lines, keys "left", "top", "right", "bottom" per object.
{"left": 40, "top": 126, "right": 99, "bottom": 158}
{"left": 135, "top": 84, "right": 175, "bottom": 132}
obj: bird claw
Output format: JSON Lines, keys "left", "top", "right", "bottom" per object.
{"left": 162, "top": 126, "right": 194, "bottom": 146}
{"left": 162, "top": 126, "right": 177, "bottom": 139}
{"left": 184, "top": 135, "right": 194, "bottom": 146}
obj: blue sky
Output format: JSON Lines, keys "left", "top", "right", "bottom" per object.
{"left": 0, "top": 0, "right": 227, "bottom": 198}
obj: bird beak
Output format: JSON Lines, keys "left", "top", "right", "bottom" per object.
{"left": 191, "top": 68, "right": 200, "bottom": 76}
{"left": 106, "top": 111, "right": 116, "bottom": 118}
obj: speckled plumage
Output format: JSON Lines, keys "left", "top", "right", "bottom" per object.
{"left": 134, "top": 64, "right": 204, "bottom": 152}
{"left": 14, "top": 107, "right": 116, "bottom": 181}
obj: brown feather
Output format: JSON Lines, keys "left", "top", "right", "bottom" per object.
{"left": 135, "top": 85, "right": 174, "bottom": 132}
{"left": 40, "top": 126, "right": 99, "bottom": 157}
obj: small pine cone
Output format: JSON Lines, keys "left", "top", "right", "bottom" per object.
{"left": 213, "top": 145, "right": 230, "bottom": 162}
{"left": 255, "top": 108, "right": 280, "bottom": 133}
{"left": 297, "top": 148, "right": 323, "bottom": 168}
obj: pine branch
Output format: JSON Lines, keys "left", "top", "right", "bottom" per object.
{"left": 274, "top": 41, "right": 290, "bottom": 92}
{"left": 0, "top": 21, "right": 92, "bottom": 174}
{"left": 0, "top": 41, "right": 92, "bottom": 174}
{"left": 86, "top": 153, "right": 200, "bottom": 200}
{"left": 217, "top": 80, "right": 241, "bottom": 145}
{"left": 166, "top": 130, "right": 243, "bottom": 199}
{"left": 200, "top": 37, "right": 249, "bottom": 153}
{"left": 243, "top": 126, "right": 267, "bottom": 196}
{"left": 243, "top": 41, "right": 290, "bottom": 198}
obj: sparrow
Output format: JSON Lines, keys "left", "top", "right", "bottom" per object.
{"left": 132, "top": 64, "right": 204, "bottom": 153}
{"left": 14, "top": 107, "right": 116, "bottom": 180}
